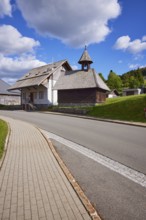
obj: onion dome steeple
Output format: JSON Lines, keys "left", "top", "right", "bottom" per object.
{"left": 78, "top": 46, "right": 93, "bottom": 71}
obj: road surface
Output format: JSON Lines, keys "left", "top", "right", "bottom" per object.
{"left": 0, "top": 110, "right": 146, "bottom": 220}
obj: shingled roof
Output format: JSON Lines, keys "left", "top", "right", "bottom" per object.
{"left": 0, "top": 79, "right": 20, "bottom": 95}
{"left": 9, "top": 60, "right": 72, "bottom": 90}
{"left": 53, "top": 69, "right": 110, "bottom": 91}
{"left": 78, "top": 46, "right": 93, "bottom": 64}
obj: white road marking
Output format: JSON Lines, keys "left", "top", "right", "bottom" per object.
{"left": 42, "top": 130, "right": 146, "bottom": 188}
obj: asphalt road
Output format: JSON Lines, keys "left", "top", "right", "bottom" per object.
{"left": 0, "top": 110, "right": 146, "bottom": 220}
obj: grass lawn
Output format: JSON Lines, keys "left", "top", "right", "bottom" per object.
{"left": 0, "top": 119, "right": 8, "bottom": 159}
{"left": 88, "top": 94, "right": 146, "bottom": 123}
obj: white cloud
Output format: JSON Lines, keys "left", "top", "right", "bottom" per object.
{"left": 0, "top": 54, "right": 47, "bottom": 83}
{"left": 114, "top": 35, "right": 146, "bottom": 54}
{"left": 0, "top": 25, "right": 40, "bottom": 55}
{"left": 71, "top": 65, "right": 78, "bottom": 70}
{"left": 2, "top": 77, "right": 18, "bottom": 85}
{"left": 128, "top": 64, "right": 139, "bottom": 69}
{"left": 16, "top": 0, "right": 121, "bottom": 47}
{"left": 0, "top": 0, "right": 12, "bottom": 17}
{"left": 142, "top": 36, "right": 146, "bottom": 41}
{"left": 128, "top": 63, "right": 146, "bottom": 70}
{"left": 114, "top": 36, "right": 130, "bottom": 50}
{"left": 0, "top": 25, "right": 46, "bottom": 84}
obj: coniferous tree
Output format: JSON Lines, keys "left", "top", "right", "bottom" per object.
{"left": 99, "top": 73, "right": 106, "bottom": 82}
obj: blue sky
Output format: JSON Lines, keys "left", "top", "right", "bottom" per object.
{"left": 0, "top": 0, "right": 146, "bottom": 84}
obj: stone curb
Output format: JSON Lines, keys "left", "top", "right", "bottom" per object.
{"left": 0, "top": 120, "right": 10, "bottom": 170}
{"left": 39, "top": 128, "right": 102, "bottom": 220}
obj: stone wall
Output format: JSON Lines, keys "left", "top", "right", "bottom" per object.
{"left": 0, "top": 95, "right": 20, "bottom": 105}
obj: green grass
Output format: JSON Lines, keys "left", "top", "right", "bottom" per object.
{"left": 0, "top": 119, "right": 8, "bottom": 159}
{"left": 0, "top": 104, "right": 21, "bottom": 110}
{"left": 88, "top": 94, "right": 146, "bottom": 123}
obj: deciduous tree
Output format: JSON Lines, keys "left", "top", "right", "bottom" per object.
{"left": 107, "top": 70, "right": 122, "bottom": 92}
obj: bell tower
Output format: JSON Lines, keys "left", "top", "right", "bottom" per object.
{"left": 78, "top": 46, "right": 93, "bottom": 71}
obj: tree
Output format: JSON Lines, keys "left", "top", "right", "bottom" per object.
{"left": 121, "top": 74, "right": 130, "bottom": 88}
{"left": 107, "top": 70, "right": 122, "bottom": 92}
{"left": 129, "top": 76, "right": 139, "bottom": 88}
{"left": 135, "top": 68, "right": 144, "bottom": 86}
{"left": 121, "top": 68, "right": 144, "bottom": 88}
{"left": 99, "top": 73, "right": 106, "bottom": 82}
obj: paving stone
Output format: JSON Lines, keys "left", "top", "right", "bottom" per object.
{"left": 0, "top": 117, "right": 91, "bottom": 220}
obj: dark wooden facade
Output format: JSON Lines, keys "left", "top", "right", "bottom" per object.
{"left": 54, "top": 48, "right": 110, "bottom": 106}
{"left": 58, "top": 88, "right": 106, "bottom": 105}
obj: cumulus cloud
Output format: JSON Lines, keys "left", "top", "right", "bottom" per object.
{"left": 16, "top": 0, "right": 121, "bottom": 47}
{"left": 0, "top": 54, "right": 47, "bottom": 83}
{"left": 142, "top": 36, "right": 146, "bottom": 41}
{"left": 0, "top": 25, "right": 40, "bottom": 55}
{"left": 114, "top": 35, "right": 146, "bottom": 54}
{"left": 128, "top": 63, "right": 146, "bottom": 70}
{"left": 128, "top": 63, "right": 139, "bottom": 69}
{"left": 0, "top": 25, "right": 46, "bottom": 83}
{"left": 0, "top": 0, "right": 12, "bottom": 17}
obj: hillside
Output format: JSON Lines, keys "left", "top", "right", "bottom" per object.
{"left": 122, "top": 67, "right": 146, "bottom": 77}
{"left": 88, "top": 94, "right": 146, "bottom": 123}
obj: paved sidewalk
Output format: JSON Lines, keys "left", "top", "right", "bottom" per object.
{"left": 0, "top": 116, "right": 92, "bottom": 220}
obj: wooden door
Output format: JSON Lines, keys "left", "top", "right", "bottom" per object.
{"left": 30, "top": 92, "right": 34, "bottom": 103}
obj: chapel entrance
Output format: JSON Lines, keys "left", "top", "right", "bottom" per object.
{"left": 30, "top": 92, "right": 34, "bottom": 103}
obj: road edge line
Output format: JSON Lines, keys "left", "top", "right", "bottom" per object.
{"left": 39, "top": 129, "right": 102, "bottom": 220}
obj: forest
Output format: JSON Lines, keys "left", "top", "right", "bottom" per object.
{"left": 99, "top": 67, "right": 146, "bottom": 93}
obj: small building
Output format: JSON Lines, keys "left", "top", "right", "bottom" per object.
{"left": 123, "top": 88, "right": 142, "bottom": 96}
{"left": 9, "top": 60, "right": 72, "bottom": 110}
{"left": 0, "top": 79, "right": 20, "bottom": 105}
{"left": 108, "top": 89, "right": 120, "bottom": 98}
{"left": 54, "top": 47, "right": 110, "bottom": 106}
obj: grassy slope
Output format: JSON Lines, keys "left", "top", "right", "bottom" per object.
{"left": 88, "top": 94, "right": 146, "bottom": 123}
{"left": 0, "top": 119, "right": 8, "bottom": 159}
